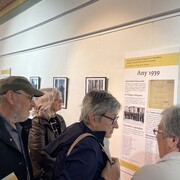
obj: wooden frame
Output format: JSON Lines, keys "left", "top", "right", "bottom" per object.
{"left": 53, "top": 77, "right": 68, "bottom": 109}
{"left": 30, "top": 76, "right": 41, "bottom": 89}
{"left": 85, "top": 77, "right": 107, "bottom": 94}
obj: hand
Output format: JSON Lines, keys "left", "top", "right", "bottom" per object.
{"left": 101, "top": 157, "right": 120, "bottom": 180}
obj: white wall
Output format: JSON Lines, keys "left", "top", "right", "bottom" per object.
{"left": 1, "top": 0, "right": 180, "bottom": 179}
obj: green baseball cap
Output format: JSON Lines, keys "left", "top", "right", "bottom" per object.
{"left": 0, "top": 76, "right": 44, "bottom": 97}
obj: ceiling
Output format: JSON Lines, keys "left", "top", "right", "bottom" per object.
{"left": 0, "top": 0, "right": 17, "bottom": 11}
{"left": 0, "top": 0, "right": 42, "bottom": 25}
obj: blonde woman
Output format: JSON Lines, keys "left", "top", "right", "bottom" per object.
{"left": 29, "top": 88, "right": 66, "bottom": 180}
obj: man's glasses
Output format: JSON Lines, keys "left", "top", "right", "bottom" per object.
{"left": 14, "top": 91, "right": 34, "bottom": 102}
{"left": 153, "top": 129, "right": 163, "bottom": 136}
{"left": 101, "top": 115, "right": 119, "bottom": 125}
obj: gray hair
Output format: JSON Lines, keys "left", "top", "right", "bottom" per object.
{"left": 80, "top": 90, "right": 121, "bottom": 125}
{"left": 161, "top": 105, "right": 180, "bottom": 149}
{"left": 0, "top": 95, "right": 6, "bottom": 103}
{"left": 32, "top": 88, "right": 61, "bottom": 119}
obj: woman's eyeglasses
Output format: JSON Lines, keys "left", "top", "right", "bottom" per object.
{"left": 153, "top": 129, "right": 163, "bottom": 136}
{"left": 101, "top": 115, "right": 119, "bottom": 125}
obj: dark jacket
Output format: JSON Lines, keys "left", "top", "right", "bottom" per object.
{"left": 0, "top": 116, "right": 33, "bottom": 180}
{"left": 29, "top": 114, "right": 66, "bottom": 180}
{"left": 44, "top": 121, "right": 107, "bottom": 180}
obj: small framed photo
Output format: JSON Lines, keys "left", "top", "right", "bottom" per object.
{"left": 85, "top": 77, "right": 107, "bottom": 94}
{"left": 53, "top": 77, "right": 68, "bottom": 109}
{"left": 30, "top": 76, "right": 41, "bottom": 89}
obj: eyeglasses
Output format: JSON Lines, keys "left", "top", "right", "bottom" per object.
{"left": 14, "top": 91, "right": 34, "bottom": 102}
{"left": 101, "top": 114, "right": 119, "bottom": 125}
{"left": 153, "top": 129, "right": 164, "bottom": 136}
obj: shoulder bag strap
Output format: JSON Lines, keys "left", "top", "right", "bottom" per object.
{"left": 66, "top": 133, "right": 113, "bottom": 165}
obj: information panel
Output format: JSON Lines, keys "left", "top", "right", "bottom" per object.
{"left": 120, "top": 48, "right": 180, "bottom": 178}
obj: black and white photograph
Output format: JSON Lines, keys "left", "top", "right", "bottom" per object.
{"left": 124, "top": 106, "right": 145, "bottom": 124}
{"left": 85, "top": 77, "right": 107, "bottom": 94}
{"left": 53, "top": 77, "right": 68, "bottom": 109}
{"left": 30, "top": 76, "right": 41, "bottom": 89}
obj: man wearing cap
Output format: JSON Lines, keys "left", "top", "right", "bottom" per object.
{"left": 0, "top": 76, "right": 44, "bottom": 180}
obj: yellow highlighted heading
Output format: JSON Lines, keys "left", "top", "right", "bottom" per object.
{"left": 120, "top": 159, "right": 140, "bottom": 172}
{"left": 1, "top": 69, "right": 11, "bottom": 74}
{"left": 125, "top": 53, "right": 179, "bottom": 68}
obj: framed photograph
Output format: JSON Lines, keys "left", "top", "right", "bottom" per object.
{"left": 30, "top": 76, "right": 41, "bottom": 89}
{"left": 53, "top": 77, "right": 68, "bottom": 109}
{"left": 85, "top": 77, "right": 107, "bottom": 94}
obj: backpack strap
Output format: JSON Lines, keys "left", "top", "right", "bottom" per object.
{"left": 67, "top": 133, "right": 93, "bottom": 156}
{"left": 66, "top": 133, "right": 113, "bottom": 165}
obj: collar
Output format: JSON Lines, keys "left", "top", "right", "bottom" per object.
{"left": 1, "top": 114, "right": 17, "bottom": 131}
{"left": 158, "top": 151, "right": 180, "bottom": 163}
{"left": 79, "top": 121, "right": 106, "bottom": 145}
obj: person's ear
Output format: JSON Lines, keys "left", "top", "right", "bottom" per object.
{"left": 89, "top": 113, "right": 97, "bottom": 129}
{"left": 169, "top": 136, "right": 179, "bottom": 150}
{"left": 5, "top": 90, "right": 15, "bottom": 105}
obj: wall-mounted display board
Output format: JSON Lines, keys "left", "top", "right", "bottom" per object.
{"left": 0, "top": 68, "right": 11, "bottom": 79}
{"left": 120, "top": 47, "right": 180, "bottom": 178}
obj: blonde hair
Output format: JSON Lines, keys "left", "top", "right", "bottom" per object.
{"left": 32, "top": 88, "right": 61, "bottom": 119}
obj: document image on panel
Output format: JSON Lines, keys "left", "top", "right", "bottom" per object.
{"left": 148, "top": 80, "right": 174, "bottom": 109}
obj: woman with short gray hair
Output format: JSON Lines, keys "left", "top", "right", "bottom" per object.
{"left": 132, "top": 105, "right": 180, "bottom": 180}
{"left": 45, "top": 90, "right": 121, "bottom": 180}
{"left": 160, "top": 105, "right": 180, "bottom": 150}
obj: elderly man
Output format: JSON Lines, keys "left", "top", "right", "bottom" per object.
{"left": 131, "top": 105, "right": 180, "bottom": 180}
{"left": 0, "top": 76, "right": 44, "bottom": 180}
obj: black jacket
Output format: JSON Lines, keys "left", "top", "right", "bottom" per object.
{"left": 0, "top": 116, "right": 33, "bottom": 180}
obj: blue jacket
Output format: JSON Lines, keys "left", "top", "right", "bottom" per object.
{"left": 44, "top": 121, "right": 107, "bottom": 180}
